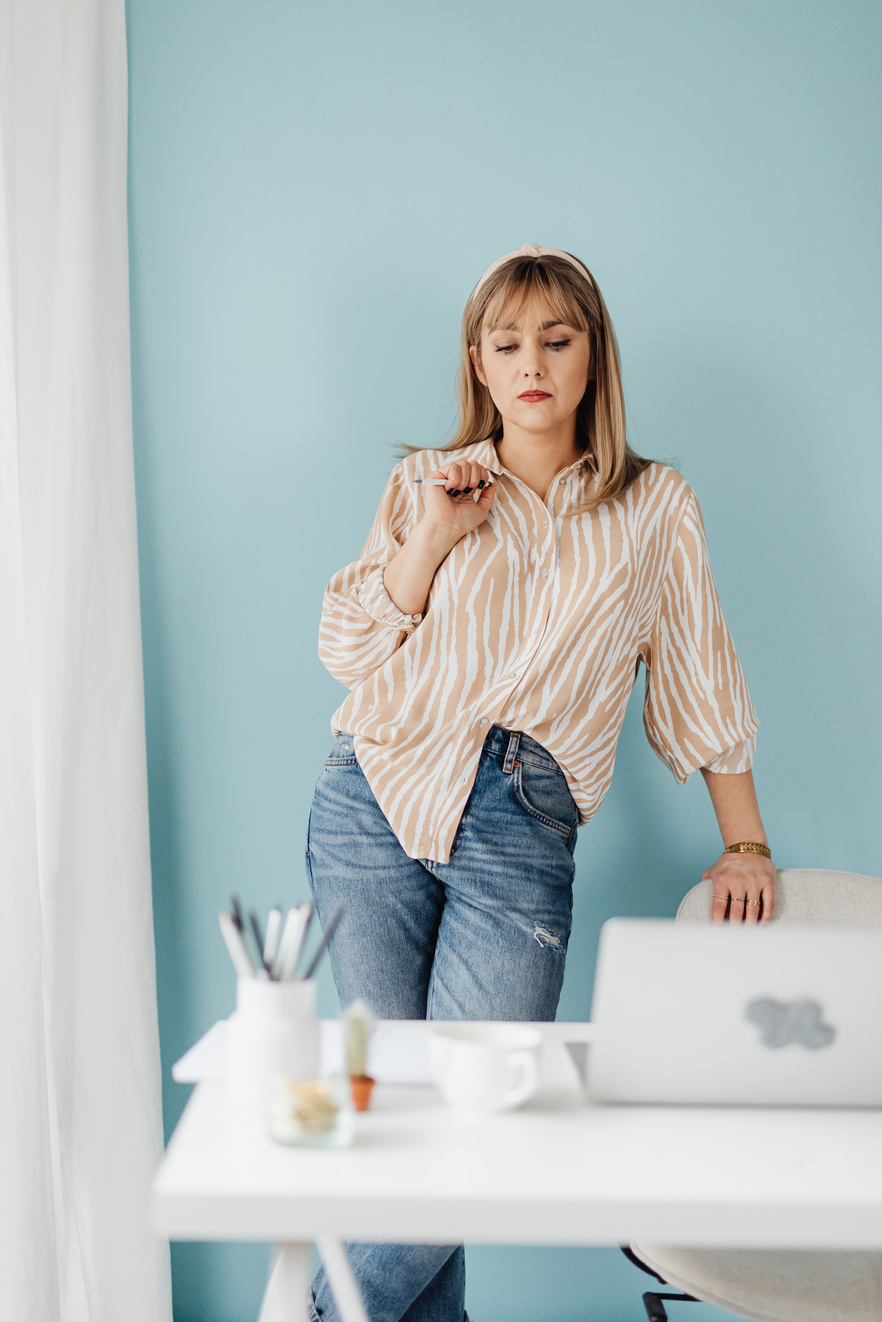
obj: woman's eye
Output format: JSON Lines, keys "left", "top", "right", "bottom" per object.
{"left": 494, "top": 343, "right": 517, "bottom": 354}
{"left": 548, "top": 339, "right": 571, "bottom": 350}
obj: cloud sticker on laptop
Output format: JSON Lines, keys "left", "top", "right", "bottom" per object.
{"left": 745, "top": 998, "right": 836, "bottom": 1050}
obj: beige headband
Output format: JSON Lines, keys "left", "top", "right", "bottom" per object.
{"left": 471, "top": 243, "right": 591, "bottom": 299}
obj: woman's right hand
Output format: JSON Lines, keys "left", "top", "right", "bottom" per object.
{"left": 421, "top": 461, "right": 496, "bottom": 539}
{"left": 382, "top": 462, "right": 497, "bottom": 617}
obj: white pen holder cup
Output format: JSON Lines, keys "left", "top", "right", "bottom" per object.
{"left": 226, "top": 977, "right": 320, "bottom": 1112}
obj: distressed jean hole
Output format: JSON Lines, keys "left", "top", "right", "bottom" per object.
{"left": 533, "top": 925, "right": 561, "bottom": 949}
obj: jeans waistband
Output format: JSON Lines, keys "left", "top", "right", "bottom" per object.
{"left": 482, "top": 725, "right": 562, "bottom": 774}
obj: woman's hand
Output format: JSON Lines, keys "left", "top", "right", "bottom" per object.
{"left": 704, "top": 852, "right": 776, "bottom": 923}
{"left": 382, "top": 462, "right": 496, "bottom": 617}
{"left": 698, "top": 767, "right": 774, "bottom": 923}
{"left": 421, "top": 461, "right": 496, "bottom": 539}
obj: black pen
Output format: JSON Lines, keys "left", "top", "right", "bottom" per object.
{"left": 415, "top": 478, "right": 492, "bottom": 487}
{"left": 248, "top": 911, "right": 271, "bottom": 978}
{"left": 302, "top": 907, "right": 344, "bottom": 979}
{"left": 219, "top": 911, "right": 255, "bottom": 977}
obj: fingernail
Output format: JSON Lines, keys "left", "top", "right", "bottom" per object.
{"left": 463, "top": 487, "right": 473, "bottom": 494}
{"left": 477, "top": 480, "right": 486, "bottom": 488}
{"left": 450, "top": 489, "right": 461, "bottom": 497}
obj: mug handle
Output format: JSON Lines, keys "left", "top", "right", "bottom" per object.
{"left": 502, "top": 1049, "right": 538, "bottom": 1109}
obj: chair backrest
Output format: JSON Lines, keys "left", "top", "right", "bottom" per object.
{"left": 677, "top": 868, "right": 882, "bottom": 927}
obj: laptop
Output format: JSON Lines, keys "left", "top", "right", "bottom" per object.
{"left": 586, "top": 918, "right": 882, "bottom": 1106}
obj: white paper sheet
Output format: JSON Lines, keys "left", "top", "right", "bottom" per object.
{"left": 171, "top": 1019, "right": 590, "bottom": 1093}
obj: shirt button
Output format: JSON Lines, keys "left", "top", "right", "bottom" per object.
{"left": 558, "top": 477, "right": 566, "bottom": 486}
{"left": 508, "top": 672, "right": 517, "bottom": 680}
{"left": 540, "top": 570, "right": 549, "bottom": 578}
{"left": 543, "top": 520, "right": 549, "bottom": 527}
{"left": 479, "top": 717, "right": 488, "bottom": 725}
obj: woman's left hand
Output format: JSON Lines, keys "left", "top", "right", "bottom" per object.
{"left": 703, "top": 852, "right": 776, "bottom": 924}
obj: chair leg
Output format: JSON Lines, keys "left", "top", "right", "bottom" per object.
{"left": 642, "top": 1290, "right": 700, "bottom": 1322}
{"left": 621, "top": 1244, "right": 667, "bottom": 1284}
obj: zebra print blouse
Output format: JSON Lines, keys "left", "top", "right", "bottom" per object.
{"left": 318, "top": 438, "right": 758, "bottom": 864}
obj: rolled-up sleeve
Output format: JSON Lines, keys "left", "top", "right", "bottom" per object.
{"left": 318, "top": 467, "right": 422, "bottom": 689}
{"left": 642, "top": 492, "right": 759, "bottom": 782}
{"left": 703, "top": 734, "right": 756, "bottom": 774}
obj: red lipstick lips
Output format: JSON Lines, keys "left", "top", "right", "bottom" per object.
{"left": 518, "top": 391, "right": 551, "bottom": 401}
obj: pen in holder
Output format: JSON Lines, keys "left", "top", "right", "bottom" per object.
{"left": 226, "top": 975, "right": 320, "bottom": 1112}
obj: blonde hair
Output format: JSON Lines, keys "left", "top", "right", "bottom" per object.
{"left": 414, "top": 252, "right": 652, "bottom": 506}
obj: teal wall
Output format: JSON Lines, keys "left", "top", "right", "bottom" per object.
{"left": 127, "top": 2, "right": 882, "bottom": 1318}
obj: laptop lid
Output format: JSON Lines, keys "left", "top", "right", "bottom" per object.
{"left": 587, "top": 918, "right": 882, "bottom": 1106}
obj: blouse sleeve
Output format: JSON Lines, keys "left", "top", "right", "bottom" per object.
{"left": 703, "top": 734, "right": 756, "bottom": 774}
{"left": 642, "top": 491, "right": 759, "bottom": 782}
{"left": 318, "top": 466, "right": 422, "bottom": 689}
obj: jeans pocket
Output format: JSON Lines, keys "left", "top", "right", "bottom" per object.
{"left": 324, "top": 732, "right": 357, "bottom": 767}
{"left": 512, "top": 760, "right": 578, "bottom": 837}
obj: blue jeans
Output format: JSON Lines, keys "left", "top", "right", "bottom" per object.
{"left": 305, "top": 725, "right": 578, "bottom": 1322}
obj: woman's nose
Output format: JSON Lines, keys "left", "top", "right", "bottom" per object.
{"left": 521, "top": 337, "right": 544, "bottom": 377}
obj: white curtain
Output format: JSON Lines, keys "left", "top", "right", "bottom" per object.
{"left": 0, "top": 1, "right": 172, "bottom": 1319}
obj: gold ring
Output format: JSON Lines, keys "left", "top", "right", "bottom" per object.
{"left": 745, "top": 899, "right": 761, "bottom": 907}
{"left": 730, "top": 895, "right": 746, "bottom": 903}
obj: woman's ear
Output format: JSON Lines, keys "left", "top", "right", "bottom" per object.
{"left": 469, "top": 343, "right": 487, "bottom": 387}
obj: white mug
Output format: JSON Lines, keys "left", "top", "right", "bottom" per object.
{"left": 429, "top": 1024, "right": 542, "bottom": 1112}
{"left": 226, "top": 976, "right": 320, "bottom": 1112}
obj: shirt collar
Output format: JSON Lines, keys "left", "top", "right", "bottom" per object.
{"left": 468, "top": 437, "right": 504, "bottom": 476}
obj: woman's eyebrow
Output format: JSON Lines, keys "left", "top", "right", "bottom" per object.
{"left": 490, "top": 319, "right": 573, "bottom": 333}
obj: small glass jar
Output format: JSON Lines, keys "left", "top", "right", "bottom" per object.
{"left": 268, "top": 1074, "right": 354, "bottom": 1147}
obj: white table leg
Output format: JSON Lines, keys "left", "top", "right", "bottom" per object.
{"left": 257, "top": 1242, "right": 311, "bottom": 1322}
{"left": 316, "top": 1238, "right": 369, "bottom": 1322}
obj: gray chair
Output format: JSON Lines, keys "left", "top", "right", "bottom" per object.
{"left": 628, "top": 868, "right": 882, "bottom": 1322}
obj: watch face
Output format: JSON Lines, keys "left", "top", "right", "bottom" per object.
{"left": 745, "top": 997, "right": 836, "bottom": 1051}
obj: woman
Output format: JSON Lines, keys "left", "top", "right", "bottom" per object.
{"left": 306, "top": 244, "right": 775, "bottom": 1321}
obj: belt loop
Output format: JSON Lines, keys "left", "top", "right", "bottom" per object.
{"left": 502, "top": 730, "right": 521, "bottom": 774}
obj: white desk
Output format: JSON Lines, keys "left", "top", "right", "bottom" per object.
{"left": 152, "top": 1021, "right": 882, "bottom": 1322}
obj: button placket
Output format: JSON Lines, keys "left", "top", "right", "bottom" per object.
{"left": 499, "top": 478, "right": 561, "bottom": 709}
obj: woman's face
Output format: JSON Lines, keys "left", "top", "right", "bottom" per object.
{"left": 469, "top": 296, "right": 593, "bottom": 440}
